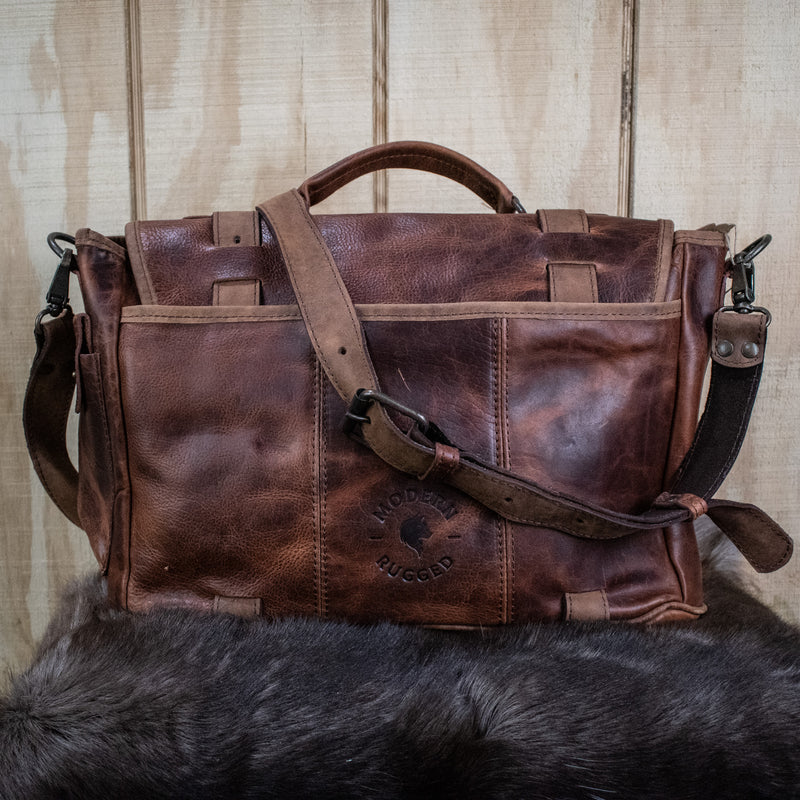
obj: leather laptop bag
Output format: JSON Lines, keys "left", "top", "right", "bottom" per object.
{"left": 25, "top": 141, "right": 792, "bottom": 625}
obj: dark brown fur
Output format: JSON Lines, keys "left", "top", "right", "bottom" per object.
{"left": 2, "top": 528, "right": 799, "bottom": 799}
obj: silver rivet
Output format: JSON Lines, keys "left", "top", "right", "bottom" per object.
{"left": 716, "top": 340, "right": 734, "bottom": 357}
{"left": 741, "top": 341, "right": 759, "bottom": 359}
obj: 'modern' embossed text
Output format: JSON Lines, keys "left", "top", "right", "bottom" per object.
{"left": 372, "top": 488, "right": 458, "bottom": 523}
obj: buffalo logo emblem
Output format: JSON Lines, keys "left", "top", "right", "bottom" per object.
{"left": 399, "top": 514, "right": 433, "bottom": 556}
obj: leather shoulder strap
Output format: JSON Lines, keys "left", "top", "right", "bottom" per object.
{"left": 23, "top": 309, "right": 80, "bottom": 526}
{"left": 256, "top": 191, "right": 791, "bottom": 573}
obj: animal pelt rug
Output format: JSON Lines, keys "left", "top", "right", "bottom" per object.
{"left": 2, "top": 527, "right": 799, "bottom": 800}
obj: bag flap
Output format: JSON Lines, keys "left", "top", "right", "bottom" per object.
{"left": 124, "top": 210, "right": 682, "bottom": 307}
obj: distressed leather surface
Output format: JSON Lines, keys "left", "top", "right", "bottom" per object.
{"left": 73, "top": 203, "right": 728, "bottom": 624}
{"left": 125, "top": 212, "right": 675, "bottom": 306}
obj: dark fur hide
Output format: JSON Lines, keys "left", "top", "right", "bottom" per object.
{"left": 2, "top": 533, "right": 799, "bottom": 799}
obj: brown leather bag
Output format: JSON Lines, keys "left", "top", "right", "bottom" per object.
{"left": 25, "top": 142, "right": 792, "bottom": 625}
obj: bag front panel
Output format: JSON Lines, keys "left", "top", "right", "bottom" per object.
{"left": 321, "top": 305, "right": 687, "bottom": 623}
{"left": 360, "top": 305, "right": 686, "bottom": 622}
{"left": 118, "top": 314, "right": 319, "bottom": 614}
{"left": 115, "top": 299, "right": 694, "bottom": 623}
{"left": 80, "top": 212, "right": 729, "bottom": 623}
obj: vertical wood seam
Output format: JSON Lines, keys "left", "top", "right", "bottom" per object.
{"left": 618, "top": 0, "right": 637, "bottom": 218}
{"left": 126, "top": 0, "right": 147, "bottom": 220}
{"left": 372, "top": 0, "right": 388, "bottom": 212}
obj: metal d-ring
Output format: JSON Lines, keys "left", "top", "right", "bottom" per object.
{"left": 733, "top": 234, "right": 772, "bottom": 265}
{"left": 47, "top": 232, "right": 76, "bottom": 259}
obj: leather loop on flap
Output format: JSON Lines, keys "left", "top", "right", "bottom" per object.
{"left": 212, "top": 278, "right": 261, "bottom": 306}
{"left": 539, "top": 209, "right": 589, "bottom": 233}
{"left": 212, "top": 211, "right": 259, "bottom": 247}
{"left": 712, "top": 309, "right": 767, "bottom": 367}
{"left": 548, "top": 263, "right": 599, "bottom": 302}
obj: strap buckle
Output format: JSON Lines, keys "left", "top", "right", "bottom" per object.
{"left": 343, "top": 388, "right": 454, "bottom": 447}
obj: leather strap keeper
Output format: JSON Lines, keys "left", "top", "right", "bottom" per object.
{"left": 212, "top": 210, "right": 259, "bottom": 248}
{"left": 564, "top": 590, "right": 610, "bottom": 621}
{"left": 213, "top": 596, "right": 263, "bottom": 617}
{"left": 712, "top": 309, "right": 767, "bottom": 367}
{"left": 418, "top": 442, "right": 460, "bottom": 482}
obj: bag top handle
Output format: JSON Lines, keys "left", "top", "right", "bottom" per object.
{"left": 296, "top": 141, "right": 524, "bottom": 213}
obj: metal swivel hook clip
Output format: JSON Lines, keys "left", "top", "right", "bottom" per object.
{"left": 723, "top": 234, "right": 772, "bottom": 325}
{"left": 35, "top": 232, "right": 76, "bottom": 336}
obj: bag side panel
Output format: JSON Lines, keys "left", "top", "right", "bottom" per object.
{"left": 664, "top": 234, "right": 728, "bottom": 478}
{"left": 75, "top": 231, "right": 138, "bottom": 607}
{"left": 662, "top": 233, "right": 728, "bottom": 609}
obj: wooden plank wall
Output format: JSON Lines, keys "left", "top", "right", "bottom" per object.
{"left": 1, "top": 0, "right": 798, "bottom": 676}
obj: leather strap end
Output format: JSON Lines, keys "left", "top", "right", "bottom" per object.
{"left": 707, "top": 501, "right": 793, "bottom": 573}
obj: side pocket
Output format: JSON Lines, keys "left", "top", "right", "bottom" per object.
{"left": 74, "top": 313, "right": 113, "bottom": 572}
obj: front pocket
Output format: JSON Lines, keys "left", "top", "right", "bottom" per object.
{"left": 118, "top": 314, "right": 319, "bottom": 613}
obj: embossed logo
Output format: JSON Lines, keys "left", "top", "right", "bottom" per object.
{"left": 371, "top": 488, "right": 458, "bottom": 524}
{"left": 399, "top": 514, "right": 432, "bottom": 555}
{"left": 370, "top": 486, "right": 460, "bottom": 584}
{"left": 375, "top": 554, "right": 453, "bottom": 583}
